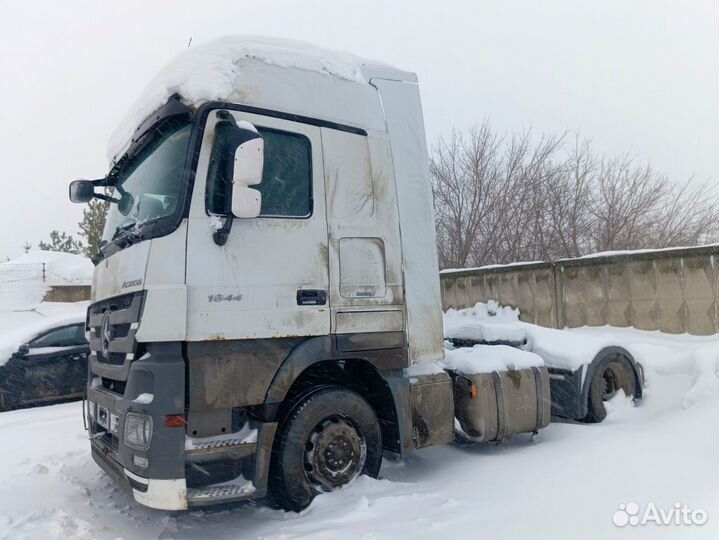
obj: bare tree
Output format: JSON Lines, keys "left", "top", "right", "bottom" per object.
{"left": 431, "top": 123, "right": 502, "bottom": 268}
{"left": 431, "top": 122, "right": 719, "bottom": 269}
{"left": 649, "top": 176, "right": 719, "bottom": 248}
{"left": 546, "top": 137, "right": 594, "bottom": 258}
{"left": 588, "top": 154, "right": 665, "bottom": 251}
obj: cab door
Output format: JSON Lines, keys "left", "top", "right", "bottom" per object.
{"left": 185, "top": 109, "right": 330, "bottom": 340}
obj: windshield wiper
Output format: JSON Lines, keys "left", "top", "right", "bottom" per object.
{"left": 110, "top": 222, "right": 144, "bottom": 250}
{"left": 111, "top": 222, "right": 138, "bottom": 241}
{"left": 93, "top": 223, "right": 141, "bottom": 263}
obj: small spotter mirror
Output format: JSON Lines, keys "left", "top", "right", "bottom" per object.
{"left": 69, "top": 180, "right": 95, "bottom": 203}
{"left": 232, "top": 185, "right": 262, "bottom": 219}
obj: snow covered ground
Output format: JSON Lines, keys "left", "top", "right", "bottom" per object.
{"left": 0, "top": 310, "right": 716, "bottom": 539}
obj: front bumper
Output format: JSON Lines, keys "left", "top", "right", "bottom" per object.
{"left": 91, "top": 441, "right": 188, "bottom": 510}
{"left": 87, "top": 337, "right": 276, "bottom": 510}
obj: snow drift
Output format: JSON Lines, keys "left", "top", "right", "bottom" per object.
{"left": 444, "top": 300, "right": 719, "bottom": 407}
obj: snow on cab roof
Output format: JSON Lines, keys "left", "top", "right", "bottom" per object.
{"left": 107, "top": 36, "right": 406, "bottom": 164}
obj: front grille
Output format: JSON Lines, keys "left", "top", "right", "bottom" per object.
{"left": 88, "top": 291, "right": 145, "bottom": 366}
{"left": 112, "top": 323, "right": 131, "bottom": 339}
{"left": 101, "top": 377, "right": 127, "bottom": 395}
{"left": 96, "top": 352, "right": 126, "bottom": 365}
{"left": 89, "top": 292, "right": 135, "bottom": 314}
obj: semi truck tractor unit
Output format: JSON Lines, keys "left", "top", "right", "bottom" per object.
{"left": 70, "top": 37, "right": 552, "bottom": 511}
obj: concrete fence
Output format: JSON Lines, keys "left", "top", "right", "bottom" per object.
{"left": 440, "top": 245, "right": 719, "bottom": 336}
{"left": 44, "top": 286, "right": 91, "bottom": 303}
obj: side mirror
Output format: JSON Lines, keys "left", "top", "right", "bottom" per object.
{"left": 230, "top": 136, "right": 264, "bottom": 218}
{"left": 215, "top": 113, "right": 264, "bottom": 218}
{"left": 231, "top": 186, "right": 262, "bottom": 219}
{"left": 15, "top": 344, "right": 30, "bottom": 357}
{"left": 212, "top": 113, "right": 265, "bottom": 245}
{"left": 69, "top": 180, "right": 95, "bottom": 203}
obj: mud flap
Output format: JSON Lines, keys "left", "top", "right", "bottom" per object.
{"left": 409, "top": 372, "right": 455, "bottom": 448}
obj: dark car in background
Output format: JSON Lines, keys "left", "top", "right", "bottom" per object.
{"left": 0, "top": 317, "right": 88, "bottom": 411}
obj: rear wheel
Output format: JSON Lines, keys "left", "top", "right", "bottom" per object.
{"left": 270, "top": 387, "right": 382, "bottom": 512}
{"left": 585, "top": 355, "right": 637, "bottom": 423}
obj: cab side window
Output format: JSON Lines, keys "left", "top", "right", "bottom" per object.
{"left": 29, "top": 324, "right": 86, "bottom": 348}
{"left": 207, "top": 124, "right": 312, "bottom": 218}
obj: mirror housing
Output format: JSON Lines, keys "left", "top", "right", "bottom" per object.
{"left": 232, "top": 136, "right": 264, "bottom": 187}
{"left": 117, "top": 191, "right": 135, "bottom": 216}
{"left": 229, "top": 128, "right": 264, "bottom": 218}
{"left": 14, "top": 344, "right": 30, "bottom": 357}
{"left": 69, "top": 180, "right": 95, "bottom": 203}
{"left": 231, "top": 186, "right": 262, "bottom": 218}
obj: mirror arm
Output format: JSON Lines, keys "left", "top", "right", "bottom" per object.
{"left": 94, "top": 193, "right": 121, "bottom": 204}
{"left": 77, "top": 177, "right": 121, "bottom": 204}
{"left": 93, "top": 178, "right": 124, "bottom": 205}
{"left": 212, "top": 110, "right": 241, "bottom": 247}
{"left": 213, "top": 215, "right": 233, "bottom": 246}
{"left": 213, "top": 170, "right": 234, "bottom": 246}
{"left": 90, "top": 177, "right": 111, "bottom": 187}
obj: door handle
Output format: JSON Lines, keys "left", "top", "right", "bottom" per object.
{"left": 296, "top": 289, "right": 327, "bottom": 306}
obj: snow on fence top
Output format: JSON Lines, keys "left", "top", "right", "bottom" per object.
{"left": 0, "top": 251, "right": 92, "bottom": 311}
{"left": 1, "top": 251, "right": 92, "bottom": 286}
{"left": 440, "top": 242, "right": 719, "bottom": 275}
{"left": 107, "top": 36, "right": 391, "bottom": 164}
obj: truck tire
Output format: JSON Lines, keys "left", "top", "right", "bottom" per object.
{"left": 269, "top": 387, "right": 383, "bottom": 512}
{"left": 584, "top": 354, "right": 637, "bottom": 423}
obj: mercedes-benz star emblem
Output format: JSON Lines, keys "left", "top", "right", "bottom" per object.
{"left": 101, "top": 311, "right": 112, "bottom": 358}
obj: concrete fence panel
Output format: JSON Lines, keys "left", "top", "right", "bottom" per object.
{"left": 439, "top": 245, "right": 719, "bottom": 336}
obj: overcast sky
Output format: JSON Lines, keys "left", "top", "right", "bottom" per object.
{"left": 0, "top": 0, "right": 717, "bottom": 260}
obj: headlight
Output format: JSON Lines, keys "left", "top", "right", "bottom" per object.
{"left": 88, "top": 401, "right": 96, "bottom": 421}
{"left": 124, "top": 413, "right": 153, "bottom": 449}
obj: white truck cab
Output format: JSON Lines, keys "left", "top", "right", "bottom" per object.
{"left": 71, "top": 37, "right": 549, "bottom": 512}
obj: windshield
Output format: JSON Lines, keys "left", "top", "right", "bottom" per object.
{"left": 101, "top": 120, "right": 192, "bottom": 248}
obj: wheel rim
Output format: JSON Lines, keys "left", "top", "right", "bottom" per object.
{"left": 601, "top": 367, "right": 620, "bottom": 401}
{"left": 303, "top": 416, "right": 367, "bottom": 491}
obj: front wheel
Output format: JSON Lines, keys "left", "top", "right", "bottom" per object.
{"left": 269, "top": 387, "right": 383, "bottom": 512}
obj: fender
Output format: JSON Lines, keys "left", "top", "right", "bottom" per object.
{"left": 254, "top": 333, "right": 413, "bottom": 456}
{"left": 261, "top": 333, "right": 408, "bottom": 411}
{"left": 580, "top": 346, "right": 644, "bottom": 416}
